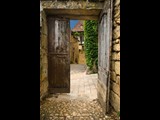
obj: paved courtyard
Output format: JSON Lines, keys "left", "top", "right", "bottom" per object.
{"left": 40, "top": 64, "right": 119, "bottom": 120}
{"left": 70, "top": 64, "right": 97, "bottom": 99}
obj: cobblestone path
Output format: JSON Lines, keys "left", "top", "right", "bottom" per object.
{"left": 40, "top": 64, "right": 119, "bottom": 120}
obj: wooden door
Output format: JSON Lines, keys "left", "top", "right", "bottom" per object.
{"left": 98, "top": 0, "right": 113, "bottom": 113}
{"left": 48, "top": 16, "right": 70, "bottom": 93}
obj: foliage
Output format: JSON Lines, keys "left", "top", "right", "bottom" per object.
{"left": 117, "top": 111, "right": 120, "bottom": 117}
{"left": 84, "top": 20, "right": 98, "bottom": 70}
{"left": 72, "top": 31, "right": 80, "bottom": 36}
{"left": 72, "top": 31, "right": 83, "bottom": 37}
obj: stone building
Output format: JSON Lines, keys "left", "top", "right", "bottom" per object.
{"left": 40, "top": 0, "right": 120, "bottom": 114}
{"left": 71, "top": 20, "right": 86, "bottom": 64}
{"left": 70, "top": 35, "right": 79, "bottom": 64}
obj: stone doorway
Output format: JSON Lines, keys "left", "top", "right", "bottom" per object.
{"left": 40, "top": 0, "right": 120, "bottom": 117}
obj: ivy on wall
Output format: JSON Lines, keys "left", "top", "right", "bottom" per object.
{"left": 72, "top": 31, "right": 83, "bottom": 37}
{"left": 84, "top": 20, "right": 98, "bottom": 70}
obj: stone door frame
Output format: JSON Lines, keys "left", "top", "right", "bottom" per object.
{"left": 41, "top": 0, "right": 113, "bottom": 114}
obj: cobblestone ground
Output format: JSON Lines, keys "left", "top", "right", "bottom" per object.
{"left": 40, "top": 64, "right": 119, "bottom": 120}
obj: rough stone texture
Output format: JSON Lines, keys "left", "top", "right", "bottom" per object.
{"left": 113, "top": 39, "right": 120, "bottom": 44}
{"left": 40, "top": 11, "right": 48, "bottom": 101}
{"left": 111, "top": 72, "right": 120, "bottom": 85}
{"left": 114, "top": 0, "right": 120, "bottom": 7}
{"left": 78, "top": 50, "right": 86, "bottom": 64}
{"left": 115, "top": 61, "right": 120, "bottom": 75}
{"left": 113, "top": 43, "right": 120, "bottom": 52}
{"left": 70, "top": 35, "right": 86, "bottom": 64}
{"left": 117, "top": 76, "right": 120, "bottom": 85}
{"left": 115, "top": 17, "right": 120, "bottom": 24}
{"left": 111, "top": 52, "right": 120, "bottom": 60}
{"left": 114, "top": 5, "right": 120, "bottom": 19}
{"left": 110, "top": 0, "right": 120, "bottom": 113}
{"left": 110, "top": 91, "right": 120, "bottom": 112}
{"left": 70, "top": 35, "right": 79, "bottom": 64}
{"left": 113, "top": 26, "right": 120, "bottom": 40}
{"left": 111, "top": 71, "right": 116, "bottom": 82}
{"left": 111, "top": 61, "right": 115, "bottom": 71}
{"left": 41, "top": 12, "right": 47, "bottom": 35}
{"left": 113, "top": 20, "right": 117, "bottom": 27}
{"left": 40, "top": 64, "right": 119, "bottom": 120}
{"left": 40, "top": 95, "right": 119, "bottom": 120}
{"left": 110, "top": 81, "right": 120, "bottom": 96}
{"left": 40, "top": 80, "right": 48, "bottom": 99}
{"left": 41, "top": 1, "right": 103, "bottom": 9}
{"left": 41, "top": 1, "right": 103, "bottom": 20}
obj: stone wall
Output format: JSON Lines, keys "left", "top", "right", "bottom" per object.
{"left": 78, "top": 49, "right": 86, "bottom": 64}
{"left": 41, "top": 1, "right": 103, "bottom": 10}
{"left": 41, "top": 1, "right": 103, "bottom": 20}
{"left": 110, "top": 0, "right": 120, "bottom": 112}
{"left": 70, "top": 35, "right": 79, "bottom": 64}
{"left": 40, "top": 10, "right": 48, "bottom": 101}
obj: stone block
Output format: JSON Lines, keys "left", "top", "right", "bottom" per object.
{"left": 115, "top": 61, "right": 120, "bottom": 75}
{"left": 111, "top": 71, "right": 117, "bottom": 82}
{"left": 113, "top": 26, "right": 120, "bottom": 40}
{"left": 111, "top": 52, "right": 120, "bottom": 60}
{"left": 110, "top": 91, "right": 120, "bottom": 112}
{"left": 113, "top": 43, "right": 120, "bottom": 51}
{"left": 110, "top": 81, "right": 120, "bottom": 96}
{"left": 113, "top": 39, "right": 120, "bottom": 44}
{"left": 111, "top": 61, "right": 115, "bottom": 71}
{"left": 114, "top": 0, "right": 120, "bottom": 7}
{"left": 114, "top": 5, "right": 120, "bottom": 18}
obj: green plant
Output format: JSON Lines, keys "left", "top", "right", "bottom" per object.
{"left": 117, "top": 111, "right": 120, "bottom": 117}
{"left": 84, "top": 20, "right": 98, "bottom": 70}
{"left": 73, "top": 32, "right": 80, "bottom": 36}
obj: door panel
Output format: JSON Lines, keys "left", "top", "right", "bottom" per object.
{"left": 48, "top": 16, "right": 70, "bottom": 93}
{"left": 98, "top": 0, "right": 112, "bottom": 113}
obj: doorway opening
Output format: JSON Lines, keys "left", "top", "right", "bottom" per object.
{"left": 69, "top": 19, "right": 98, "bottom": 100}
{"left": 43, "top": 0, "right": 113, "bottom": 113}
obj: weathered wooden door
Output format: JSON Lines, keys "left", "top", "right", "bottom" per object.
{"left": 48, "top": 16, "right": 70, "bottom": 93}
{"left": 98, "top": 0, "right": 112, "bottom": 113}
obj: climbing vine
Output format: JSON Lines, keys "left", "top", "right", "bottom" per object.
{"left": 72, "top": 31, "right": 83, "bottom": 37}
{"left": 84, "top": 20, "right": 98, "bottom": 70}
